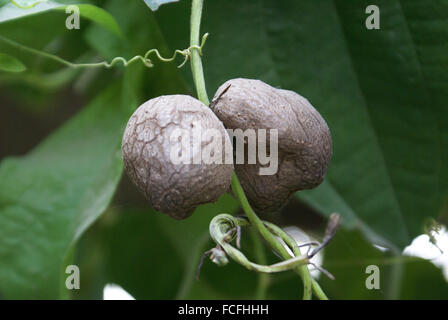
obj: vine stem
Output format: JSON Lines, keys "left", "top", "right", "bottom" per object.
{"left": 250, "top": 228, "right": 269, "bottom": 299}
{"left": 188, "top": 0, "right": 327, "bottom": 300}
{"left": 189, "top": 0, "right": 209, "bottom": 105}
{"left": 231, "top": 174, "right": 321, "bottom": 300}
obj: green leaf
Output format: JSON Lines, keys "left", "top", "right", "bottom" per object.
{"left": 0, "top": 52, "right": 25, "bottom": 72}
{"left": 143, "top": 0, "right": 179, "bottom": 11}
{"left": 157, "top": 0, "right": 448, "bottom": 249}
{"left": 0, "top": 1, "right": 121, "bottom": 36}
{"left": 0, "top": 78, "right": 136, "bottom": 298}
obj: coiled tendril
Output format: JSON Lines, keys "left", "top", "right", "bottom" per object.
{"left": 197, "top": 213, "right": 341, "bottom": 280}
{"left": 0, "top": 33, "right": 209, "bottom": 70}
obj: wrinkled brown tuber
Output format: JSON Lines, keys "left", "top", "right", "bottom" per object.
{"left": 122, "top": 95, "right": 234, "bottom": 219}
{"left": 211, "top": 78, "right": 332, "bottom": 213}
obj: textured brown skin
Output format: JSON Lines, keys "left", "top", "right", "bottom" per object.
{"left": 211, "top": 78, "right": 332, "bottom": 213}
{"left": 122, "top": 95, "right": 234, "bottom": 219}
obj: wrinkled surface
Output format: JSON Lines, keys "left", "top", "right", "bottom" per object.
{"left": 212, "top": 78, "right": 332, "bottom": 213}
{"left": 122, "top": 95, "right": 234, "bottom": 219}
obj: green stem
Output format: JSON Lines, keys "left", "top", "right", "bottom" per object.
{"left": 263, "top": 222, "right": 327, "bottom": 299}
{"left": 231, "top": 174, "right": 316, "bottom": 299}
{"left": 189, "top": 0, "right": 209, "bottom": 105}
{"left": 250, "top": 228, "right": 269, "bottom": 299}
{"left": 231, "top": 174, "right": 290, "bottom": 259}
{"left": 311, "top": 280, "right": 328, "bottom": 300}
{"left": 263, "top": 220, "right": 312, "bottom": 299}
{"left": 295, "top": 254, "right": 312, "bottom": 299}
{"left": 384, "top": 249, "right": 403, "bottom": 300}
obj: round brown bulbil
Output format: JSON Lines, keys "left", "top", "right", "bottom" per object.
{"left": 122, "top": 94, "right": 234, "bottom": 219}
{"left": 211, "top": 78, "right": 332, "bottom": 213}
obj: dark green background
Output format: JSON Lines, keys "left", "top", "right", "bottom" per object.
{"left": 0, "top": 0, "right": 447, "bottom": 299}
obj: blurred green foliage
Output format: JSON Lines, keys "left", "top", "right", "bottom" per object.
{"left": 0, "top": 0, "right": 446, "bottom": 299}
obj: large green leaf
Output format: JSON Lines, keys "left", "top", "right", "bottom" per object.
{"left": 157, "top": 0, "right": 447, "bottom": 249}
{"left": 0, "top": 74, "right": 139, "bottom": 298}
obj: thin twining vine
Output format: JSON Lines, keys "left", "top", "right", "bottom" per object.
{"left": 9, "top": 0, "right": 48, "bottom": 9}
{"left": 0, "top": 33, "right": 209, "bottom": 69}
